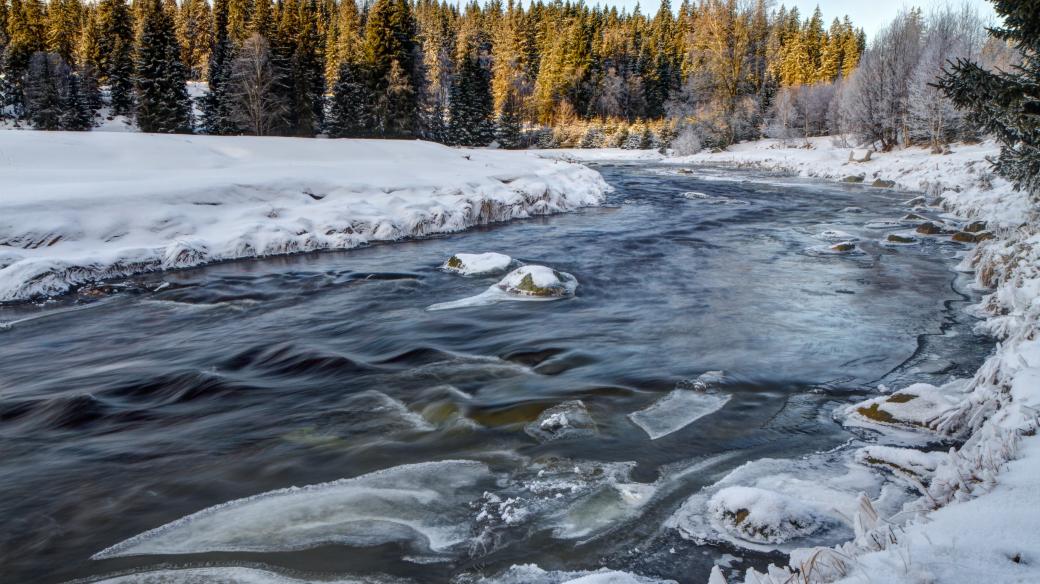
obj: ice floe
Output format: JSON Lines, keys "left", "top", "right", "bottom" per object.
{"left": 80, "top": 567, "right": 383, "bottom": 584}
{"left": 628, "top": 388, "right": 730, "bottom": 440}
{"left": 92, "top": 460, "right": 494, "bottom": 559}
{"left": 472, "top": 563, "right": 676, "bottom": 584}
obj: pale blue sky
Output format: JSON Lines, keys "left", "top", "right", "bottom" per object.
{"left": 595, "top": 0, "right": 999, "bottom": 37}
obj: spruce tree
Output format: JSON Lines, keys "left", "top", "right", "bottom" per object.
{"left": 364, "top": 0, "right": 417, "bottom": 136}
{"left": 25, "top": 51, "right": 66, "bottom": 130}
{"left": 94, "top": 0, "right": 134, "bottom": 112}
{"left": 201, "top": 0, "right": 237, "bottom": 134}
{"left": 109, "top": 36, "right": 135, "bottom": 115}
{"left": 937, "top": 0, "right": 1040, "bottom": 199}
{"left": 61, "top": 69, "right": 95, "bottom": 130}
{"left": 448, "top": 49, "right": 493, "bottom": 146}
{"left": 327, "top": 60, "right": 369, "bottom": 137}
{"left": 287, "top": 0, "right": 323, "bottom": 136}
{"left": 134, "top": 0, "right": 192, "bottom": 132}
{"left": 494, "top": 105, "right": 522, "bottom": 149}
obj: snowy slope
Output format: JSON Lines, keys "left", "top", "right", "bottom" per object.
{"left": 0, "top": 132, "right": 608, "bottom": 302}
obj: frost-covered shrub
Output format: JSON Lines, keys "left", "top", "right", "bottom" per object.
{"left": 606, "top": 126, "right": 629, "bottom": 148}
{"left": 670, "top": 124, "right": 703, "bottom": 155}
{"left": 579, "top": 126, "right": 605, "bottom": 149}
{"left": 532, "top": 127, "right": 558, "bottom": 149}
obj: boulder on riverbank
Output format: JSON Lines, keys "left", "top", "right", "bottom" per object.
{"left": 871, "top": 178, "right": 896, "bottom": 188}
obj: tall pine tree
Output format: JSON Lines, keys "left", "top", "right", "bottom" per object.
{"left": 448, "top": 45, "right": 493, "bottom": 146}
{"left": 201, "top": 0, "right": 237, "bottom": 134}
{"left": 134, "top": 0, "right": 192, "bottom": 132}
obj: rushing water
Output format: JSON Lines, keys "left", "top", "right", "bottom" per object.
{"left": 0, "top": 164, "right": 993, "bottom": 584}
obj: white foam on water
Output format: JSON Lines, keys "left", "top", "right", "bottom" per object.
{"left": 92, "top": 460, "right": 492, "bottom": 559}
{"left": 628, "top": 390, "right": 731, "bottom": 440}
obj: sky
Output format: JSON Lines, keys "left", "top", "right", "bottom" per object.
{"left": 598, "top": 0, "right": 999, "bottom": 37}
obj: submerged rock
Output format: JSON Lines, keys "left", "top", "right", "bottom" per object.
{"left": 951, "top": 231, "right": 979, "bottom": 243}
{"left": 830, "top": 242, "right": 857, "bottom": 253}
{"left": 915, "top": 222, "right": 951, "bottom": 235}
{"left": 441, "top": 252, "right": 513, "bottom": 276}
{"left": 902, "top": 196, "right": 926, "bottom": 206}
{"left": 841, "top": 174, "right": 865, "bottom": 183}
{"left": 963, "top": 220, "right": 987, "bottom": 233}
{"left": 842, "top": 206, "right": 864, "bottom": 214}
{"left": 524, "top": 400, "right": 597, "bottom": 442}
{"left": 885, "top": 233, "right": 918, "bottom": 244}
{"left": 871, "top": 179, "right": 896, "bottom": 188}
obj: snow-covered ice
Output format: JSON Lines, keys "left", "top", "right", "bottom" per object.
{"left": 0, "top": 133, "right": 608, "bottom": 302}
{"left": 92, "top": 460, "right": 493, "bottom": 558}
{"left": 440, "top": 252, "right": 514, "bottom": 276}
{"left": 474, "top": 563, "right": 676, "bottom": 584}
{"left": 84, "top": 567, "right": 378, "bottom": 584}
{"left": 525, "top": 400, "right": 598, "bottom": 442}
{"left": 628, "top": 389, "right": 730, "bottom": 440}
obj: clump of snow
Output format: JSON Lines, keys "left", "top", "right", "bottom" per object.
{"left": 441, "top": 252, "right": 514, "bottom": 276}
{"left": 629, "top": 388, "right": 731, "bottom": 440}
{"left": 427, "top": 265, "right": 578, "bottom": 311}
{"left": 525, "top": 400, "right": 597, "bottom": 442}
{"left": 814, "top": 230, "right": 857, "bottom": 242}
{"left": 91, "top": 460, "right": 493, "bottom": 559}
{"left": 842, "top": 380, "right": 968, "bottom": 435}
{"left": 682, "top": 191, "right": 751, "bottom": 206}
{"left": 0, "top": 133, "right": 608, "bottom": 302}
{"left": 707, "top": 486, "right": 828, "bottom": 545}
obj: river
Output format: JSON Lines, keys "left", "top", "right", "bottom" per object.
{"left": 0, "top": 163, "right": 992, "bottom": 583}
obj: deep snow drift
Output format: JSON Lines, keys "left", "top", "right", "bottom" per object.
{"left": 0, "top": 132, "right": 608, "bottom": 302}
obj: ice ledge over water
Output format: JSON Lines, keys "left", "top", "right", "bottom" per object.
{"left": 0, "top": 133, "right": 609, "bottom": 302}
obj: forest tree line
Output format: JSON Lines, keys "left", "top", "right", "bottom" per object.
{"left": 0, "top": 0, "right": 873, "bottom": 147}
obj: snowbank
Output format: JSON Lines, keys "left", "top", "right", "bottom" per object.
{"left": 594, "top": 138, "right": 1038, "bottom": 584}
{"left": 0, "top": 132, "right": 608, "bottom": 302}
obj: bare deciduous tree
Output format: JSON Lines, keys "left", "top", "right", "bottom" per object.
{"left": 230, "top": 34, "right": 287, "bottom": 136}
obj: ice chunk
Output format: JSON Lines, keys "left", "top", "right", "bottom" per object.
{"left": 85, "top": 567, "right": 375, "bottom": 584}
{"left": 525, "top": 400, "right": 597, "bottom": 442}
{"left": 92, "top": 460, "right": 493, "bottom": 559}
{"left": 441, "top": 252, "right": 513, "bottom": 276}
{"left": 628, "top": 390, "right": 730, "bottom": 440}
{"left": 428, "top": 265, "right": 577, "bottom": 311}
{"left": 681, "top": 192, "right": 750, "bottom": 205}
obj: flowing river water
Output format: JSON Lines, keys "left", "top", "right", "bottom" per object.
{"left": 0, "top": 164, "right": 993, "bottom": 583}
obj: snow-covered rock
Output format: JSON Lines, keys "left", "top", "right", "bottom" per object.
{"left": 497, "top": 265, "right": 578, "bottom": 297}
{"left": 441, "top": 252, "right": 513, "bottom": 276}
{"left": 708, "top": 486, "right": 828, "bottom": 545}
{"left": 427, "top": 265, "right": 578, "bottom": 310}
{"left": 0, "top": 133, "right": 608, "bottom": 302}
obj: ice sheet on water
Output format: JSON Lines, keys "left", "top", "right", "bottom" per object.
{"left": 471, "top": 459, "right": 657, "bottom": 552}
{"left": 628, "top": 389, "right": 730, "bottom": 440}
{"left": 92, "top": 460, "right": 494, "bottom": 559}
{"left": 83, "top": 567, "right": 388, "bottom": 584}
{"left": 473, "top": 564, "right": 676, "bottom": 584}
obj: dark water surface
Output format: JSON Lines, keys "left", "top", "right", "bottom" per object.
{"left": 0, "top": 164, "right": 991, "bottom": 583}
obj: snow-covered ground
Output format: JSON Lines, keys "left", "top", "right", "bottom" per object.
{"left": 0, "top": 132, "right": 608, "bottom": 302}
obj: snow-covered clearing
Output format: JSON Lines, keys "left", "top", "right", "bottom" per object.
{"left": 0, "top": 132, "right": 608, "bottom": 302}
{"left": 548, "top": 139, "right": 1039, "bottom": 583}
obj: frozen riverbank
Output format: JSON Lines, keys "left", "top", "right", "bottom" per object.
{"left": 551, "top": 139, "right": 1038, "bottom": 584}
{"left": 0, "top": 133, "right": 608, "bottom": 302}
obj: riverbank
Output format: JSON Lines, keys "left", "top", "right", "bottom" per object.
{"left": 0, "top": 133, "right": 608, "bottom": 303}
{"left": 548, "top": 139, "right": 1039, "bottom": 583}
